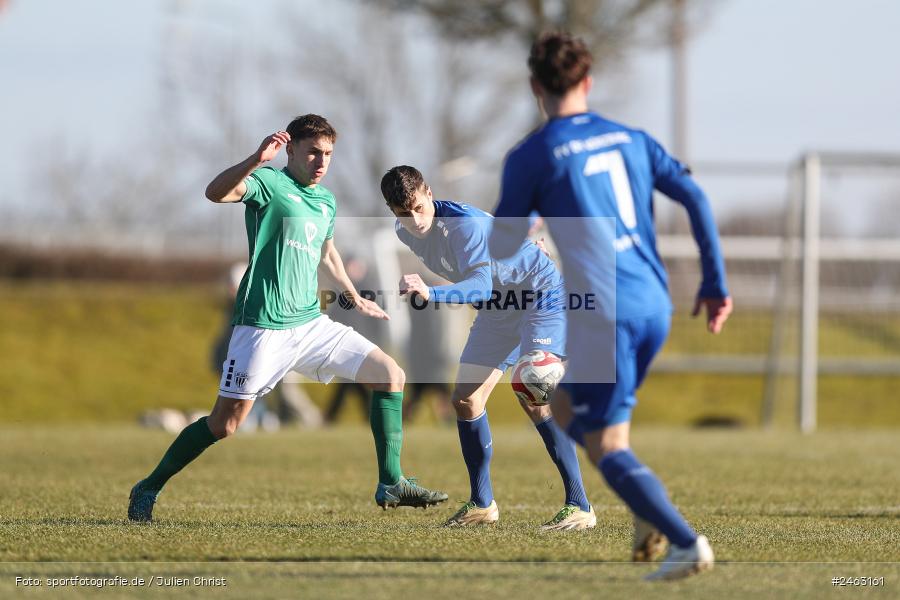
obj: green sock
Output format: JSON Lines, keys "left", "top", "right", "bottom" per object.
{"left": 370, "top": 391, "right": 404, "bottom": 485}
{"left": 144, "top": 416, "right": 218, "bottom": 491}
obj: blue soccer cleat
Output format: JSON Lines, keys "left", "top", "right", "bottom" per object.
{"left": 128, "top": 479, "right": 161, "bottom": 523}
{"left": 375, "top": 477, "right": 448, "bottom": 510}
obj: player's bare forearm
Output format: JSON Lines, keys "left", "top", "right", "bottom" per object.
{"left": 206, "top": 131, "right": 291, "bottom": 203}
{"left": 320, "top": 241, "right": 389, "bottom": 320}
{"left": 319, "top": 240, "right": 359, "bottom": 302}
{"left": 205, "top": 155, "right": 263, "bottom": 203}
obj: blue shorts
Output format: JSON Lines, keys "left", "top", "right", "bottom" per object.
{"left": 459, "top": 287, "right": 567, "bottom": 371}
{"left": 561, "top": 312, "right": 670, "bottom": 435}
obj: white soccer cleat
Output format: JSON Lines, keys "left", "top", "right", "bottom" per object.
{"left": 632, "top": 516, "right": 668, "bottom": 562}
{"left": 540, "top": 505, "right": 597, "bottom": 532}
{"left": 644, "top": 534, "right": 714, "bottom": 581}
{"left": 443, "top": 500, "right": 500, "bottom": 527}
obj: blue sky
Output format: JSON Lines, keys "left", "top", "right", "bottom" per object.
{"left": 582, "top": 0, "right": 900, "bottom": 165}
{"left": 2, "top": 0, "right": 899, "bottom": 219}
{"left": 0, "top": 0, "right": 160, "bottom": 160}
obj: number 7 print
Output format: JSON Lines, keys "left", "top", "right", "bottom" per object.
{"left": 583, "top": 150, "right": 637, "bottom": 229}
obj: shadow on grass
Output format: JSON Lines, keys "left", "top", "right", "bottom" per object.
{"left": 194, "top": 556, "right": 645, "bottom": 567}
{"left": 0, "top": 518, "right": 340, "bottom": 530}
{"left": 709, "top": 508, "right": 900, "bottom": 519}
{"left": 0, "top": 517, "right": 126, "bottom": 527}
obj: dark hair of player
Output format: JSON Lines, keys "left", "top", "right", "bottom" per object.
{"left": 528, "top": 31, "right": 593, "bottom": 96}
{"left": 286, "top": 114, "right": 338, "bottom": 144}
{"left": 381, "top": 165, "right": 427, "bottom": 210}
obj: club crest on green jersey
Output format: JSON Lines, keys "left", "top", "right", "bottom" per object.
{"left": 305, "top": 222, "right": 318, "bottom": 245}
{"left": 285, "top": 219, "right": 323, "bottom": 258}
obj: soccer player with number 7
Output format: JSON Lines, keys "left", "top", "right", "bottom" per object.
{"left": 489, "top": 32, "right": 732, "bottom": 580}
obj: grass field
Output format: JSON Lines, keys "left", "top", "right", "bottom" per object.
{"left": 2, "top": 281, "right": 900, "bottom": 427}
{"left": 1, "top": 425, "right": 898, "bottom": 598}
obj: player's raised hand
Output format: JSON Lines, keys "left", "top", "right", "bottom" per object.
{"left": 692, "top": 296, "right": 733, "bottom": 334}
{"left": 399, "top": 273, "right": 430, "bottom": 302}
{"left": 255, "top": 131, "right": 291, "bottom": 163}
{"left": 350, "top": 293, "right": 390, "bottom": 321}
{"left": 534, "top": 237, "right": 550, "bottom": 258}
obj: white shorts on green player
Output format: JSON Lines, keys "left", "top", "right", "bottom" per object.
{"left": 218, "top": 317, "right": 376, "bottom": 400}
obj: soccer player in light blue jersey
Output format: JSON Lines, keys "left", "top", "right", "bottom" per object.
{"left": 381, "top": 165, "right": 596, "bottom": 531}
{"left": 489, "top": 33, "right": 732, "bottom": 580}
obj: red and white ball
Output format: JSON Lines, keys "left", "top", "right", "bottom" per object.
{"left": 511, "top": 350, "right": 565, "bottom": 406}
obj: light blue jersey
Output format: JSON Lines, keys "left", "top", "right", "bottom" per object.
{"left": 396, "top": 200, "right": 563, "bottom": 304}
{"left": 396, "top": 200, "right": 566, "bottom": 369}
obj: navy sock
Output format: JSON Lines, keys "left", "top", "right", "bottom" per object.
{"left": 599, "top": 449, "right": 697, "bottom": 548}
{"left": 536, "top": 417, "right": 591, "bottom": 512}
{"left": 457, "top": 411, "right": 494, "bottom": 508}
{"left": 565, "top": 418, "right": 585, "bottom": 449}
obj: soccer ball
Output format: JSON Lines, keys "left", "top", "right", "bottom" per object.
{"left": 511, "top": 350, "right": 565, "bottom": 406}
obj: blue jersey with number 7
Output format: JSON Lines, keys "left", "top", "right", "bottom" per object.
{"left": 489, "top": 112, "right": 728, "bottom": 320}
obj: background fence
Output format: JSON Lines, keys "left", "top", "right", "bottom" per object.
{"left": 2, "top": 153, "right": 899, "bottom": 429}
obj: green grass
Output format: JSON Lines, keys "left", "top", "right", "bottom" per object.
{"left": 2, "top": 281, "right": 900, "bottom": 427}
{"left": 0, "top": 425, "right": 898, "bottom": 598}
{"left": 0, "top": 282, "right": 223, "bottom": 422}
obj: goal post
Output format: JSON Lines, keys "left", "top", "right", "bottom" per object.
{"left": 799, "top": 153, "right": 821, "bottom": 433}
{"left": 657, "top": 151, "right": 900, "bottom": 432}
{"left": 796, "top": 151, "right": 900, "bottom": 432}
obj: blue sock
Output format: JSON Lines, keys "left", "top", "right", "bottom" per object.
{"left": 536, "top": 417, "right": 591, "bottom": 512}
{"left": 565, "top": 418, "right": 585, "bottom": 449}
{"left": 457, "top": 411, "right": 494, "bottom": 508}
{"left": 599, "top": 449, "right": 697, "bottom": 548}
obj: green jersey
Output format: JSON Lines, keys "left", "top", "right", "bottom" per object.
{"left": 232, "top": 166, "right": 336, "bottom": 329}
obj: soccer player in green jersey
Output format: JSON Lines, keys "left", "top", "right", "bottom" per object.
{"left": 128, "top": 114, "right": 448, "bottom": 522}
